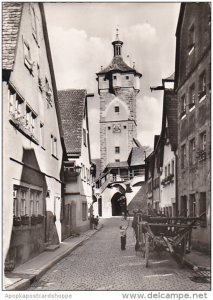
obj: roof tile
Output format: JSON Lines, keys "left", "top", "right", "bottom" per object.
{"left": 58, "top": 89, "right": 87, "bottom": 155}
{"left": 2, "top": 2, "right": 23, "bottom": 70}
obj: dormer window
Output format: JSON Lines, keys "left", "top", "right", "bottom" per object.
{"left": 188, "top": 24, "right": 195, "bottom": 55}
{"left": 115, "top": 106, "right": 119, "bottom": 113}
{"left": 23, "top": 39, "right": 33, "bottom": 73}
{"left": 180, "top": 95, "right": 186, "bottom": 119}
{"left": 189, "top": 83, "right": 195, "bottom": 109}
{"left": 199, "top": 71, "right": 206, "bottom": 102}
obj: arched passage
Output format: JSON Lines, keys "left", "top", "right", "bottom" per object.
{"left": 111, "top": 192, "right": 126, "bottom": 216}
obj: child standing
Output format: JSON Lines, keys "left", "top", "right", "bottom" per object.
{"left": 120, "top": 225, "right": 127, "bottom": 250}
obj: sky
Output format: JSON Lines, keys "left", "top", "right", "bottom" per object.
{"left": 44, "top": 2, "right": 180, "bottom": 159}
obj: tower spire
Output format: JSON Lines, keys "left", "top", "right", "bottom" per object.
{"left": 112, "top": 25, "right": 123, "bottom": 57}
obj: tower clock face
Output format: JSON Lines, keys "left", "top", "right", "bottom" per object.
{"left": 112, "top": 124, "right": 121, "bottom": 133}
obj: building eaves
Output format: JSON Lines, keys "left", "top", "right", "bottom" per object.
{"left": 97, "top": 56, "right": 142, "bottom": 77}
{"left": 40, "top": 3, "right": 64, "bottom": 140}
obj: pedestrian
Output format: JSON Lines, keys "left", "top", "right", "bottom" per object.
{"left": 120, "top": 225, "right": 127, "bottom": 250}
{"left": 94, "top": 215, "right": 99, "bottom": 229}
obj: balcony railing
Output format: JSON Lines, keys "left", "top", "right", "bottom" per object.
{"left": 95, "top": 170, "right": 145, "bottom": 193}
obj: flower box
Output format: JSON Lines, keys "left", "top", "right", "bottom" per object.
{"left": 13, "top": 216, "right": 21, "bottom": 226}
{"left": 37, "top": 214, "right": 44, "bottom": 224}
{"left": 31, "top": 215, "right": 38, "bottom": 225}
{"left": 21, "top": 215, "right": 29, "bottom": 225}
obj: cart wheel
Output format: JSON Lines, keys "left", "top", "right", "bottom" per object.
{"left": 145, "top": 233, "right": 149, "bottom": 268}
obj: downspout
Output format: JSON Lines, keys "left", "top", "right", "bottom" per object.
{"left": 175, "top": 151, "right": 179, "bottom": 216}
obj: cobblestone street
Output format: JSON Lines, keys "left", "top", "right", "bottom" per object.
{"left": 28, "top": 218, "right": 210, "bottom": 291}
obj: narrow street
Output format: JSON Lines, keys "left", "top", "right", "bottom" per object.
{"left": 28, "top": 218, "right": 210, "bottom": 291}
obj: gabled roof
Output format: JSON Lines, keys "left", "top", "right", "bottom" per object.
{"left": 97, "top": 56, "right": 142, "bottom": 77}
{"left": 58, "top": 89, "right": 87, "bottom": 156}
{"left": 2, "top": 2, "right": 23, "bottom": 71}
{"left": 128, "top": 147, "right": 146, "bottom": 167}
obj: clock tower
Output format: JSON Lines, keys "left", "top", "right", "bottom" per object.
{"left": 96, "top": 30, "right": 142, "bottom": 171}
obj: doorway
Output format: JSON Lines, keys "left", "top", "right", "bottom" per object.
{"left": 111, "top": 193, "right": 126, "bottom": 216}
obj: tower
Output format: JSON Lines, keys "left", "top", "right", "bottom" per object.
{"left": 97, "top": 30, "right": 142, "bottom": 171}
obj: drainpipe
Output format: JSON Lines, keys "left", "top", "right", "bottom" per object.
{"left": 175, "top": 151, "right": 179, "bottom": 216}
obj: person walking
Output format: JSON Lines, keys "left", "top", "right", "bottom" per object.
{"left": 94, "top": 215, "right": 99, "bottom": 229}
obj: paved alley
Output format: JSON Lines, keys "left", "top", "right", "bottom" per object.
{"left": 27, "top": 218, "right": 210, "bottom": 291}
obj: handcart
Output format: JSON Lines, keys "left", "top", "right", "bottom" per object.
{"left": 135, "top": 212, "right": 206, "bottom": 268}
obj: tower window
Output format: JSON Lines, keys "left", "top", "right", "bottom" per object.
{"left": 115, "top": 106, "right": 119, "bottom": 113}
{"left": 115, "top": 147, "right": 120, "bottom": 153}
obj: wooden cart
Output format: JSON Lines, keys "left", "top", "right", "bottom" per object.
{"left": 135, "top": 212, "right": 206, "bottom": 268}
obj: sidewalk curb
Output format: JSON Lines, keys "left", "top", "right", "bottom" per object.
{"left": 6, "top": 224, "right": 104, "bottom": 291}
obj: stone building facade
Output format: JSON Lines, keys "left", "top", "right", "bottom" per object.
{"left": 2, "top": 3, "right": 64, "bottom": 270}
{"left": 96, "top": 31, "right": 142, "bottom": 171}
{"left": 175, "top": 3, "right": 211, "bottom": 251}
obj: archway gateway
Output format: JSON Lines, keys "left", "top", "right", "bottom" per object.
{"left": 111, "top": 193, "right": 126, "bottom": 216}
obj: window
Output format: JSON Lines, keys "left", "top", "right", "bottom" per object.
{"left": 108, "top": 126, "right": 111, "bottom": 130}
{"left": 35, "top": 200, "right": 39, "bottom": 216}
{"left": 30, "top": 191, "right": 35, "bottom": 216}
{"left": 13, "top": 187, "right": 18, "bottom": 217}
{"left": 124, "top": 125, "right": 126, "bottom": 129}
{"left": 115, "top": 106, "right": 119, "bottom": 113}
{"left": 115, "top": 159, "right": 120, "bottom": 162}
{"left": 45, "top": 78, "right": 53, "bottom": 106}
{"left": 115, "top": 146, "right": 120, "bottom": 153}
{"left": 113, "top": 75, "right": 117, "bottom": 80}
{"left": 189, "top": 83, "right": 195, "bottom": 108}
{"left": 9, "top": 90, "right": 15, "bottom": 114}
{"left": 83, "top": 128, "right": 87, "bottom": 147}
{"left": 30, "top": 4, "right": 38, "bottom": 45}
{"left": 165, "top": 166, "right": 167, "bottom": 178}
{"left": 26, "top": 105, "right": 37, "bottom": 135}
{"left": 180, "top": 95, "right": 186, "bottom": 117}
{"left": 51, "top": 135, "right": 57, "bottom": 157}
{"left": 23, "top": 40, "right": 33, "bottom": 72}
{"left": 189, "top": 138, "right": 196, "bottom": 165}
{"left": 37, "top": 64, "right": 42, "bottom": 91}
{"left": 40, "top": 123, "right": 44, "bottom": 148}
{"left": 188, "top": 24, "right": 195, "bottom": 54}
{"left": 189, "top": 194, "right": 196, "bottom": 217}
{"left": 199, "top": 71, "right": 206, "bottom": 101}
{"left": 82, "top": 202, "right": 87, "bottom": 221}
{"left": 20, "top": 190, "right": 26, "bottom": 216}
{"left": 168, "top": 164, "right": 170, "bottom": 176}
{"left": 199, "top": 192, "right": 207, "bottom": 226}
{"left": 181, "top": 144, "right": 186, "bottom": 169}
{"left": 126, "top": 76, "right": 129, "bottom": 80}
{"left": 171, "top": 160, "right": 175, "bottom": 175}
{"left": 200, "top": 132, "right": 206, "bottom": 151}
{"left": 180, "top": 195, "right": 187, "bottom": 217}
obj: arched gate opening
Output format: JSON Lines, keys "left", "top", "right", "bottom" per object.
{"left": 111, "top": 193, "right": 126, "bottom": 216}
